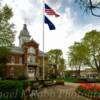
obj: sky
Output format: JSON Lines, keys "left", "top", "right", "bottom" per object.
{"left": 2, "top": 0, "right": 100, "bottom": 60}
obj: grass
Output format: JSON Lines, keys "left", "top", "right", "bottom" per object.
{"left": 64, "top": 77, "right": 78, "bottom": 83}
{"left": 52, "top": 77, "right": 78, "bottom": 83}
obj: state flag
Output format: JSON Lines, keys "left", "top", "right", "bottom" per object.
{"left": 44, "top": 16, "right": 55, "bottom": 30}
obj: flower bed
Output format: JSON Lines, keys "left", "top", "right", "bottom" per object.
{"left": 76, "top": 83, "right": 100, "bottom": 99}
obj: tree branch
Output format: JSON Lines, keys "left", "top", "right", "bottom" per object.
{"left": 89, "top": 0, "right": 100, "bottom": 17}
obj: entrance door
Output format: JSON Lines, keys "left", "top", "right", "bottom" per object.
{"left": 27, "top": 65, "right": 37, "bottom": 80}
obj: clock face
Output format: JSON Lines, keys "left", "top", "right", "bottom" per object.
{"left": 28, "top": 47, "right": 35, "bottom": 54}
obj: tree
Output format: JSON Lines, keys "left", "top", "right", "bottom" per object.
{"left": 68, "top": 42, "right": 89, "bottom": 76}
{"left": 47, "top": 49, "right": 65, "bottom": 78}
{"left": 83, "top": 30, "right": 100, "bottom": 74}
{"left": 48, "top": 49, "right": 63, "bottom": 64}
{"left": 68, "top": 30, "right": 100, "bottom": 77}
{"left": 75, "top": 0, "right": 100, "bottom": 17}
{"left": 0, "top": 47, "right": 10, "bottom": 78}
{"left": 0, "top": 2, "right": 15, "bottom": 78}
{"left": 0, "top": 4, "right": 15, "bottom": 46}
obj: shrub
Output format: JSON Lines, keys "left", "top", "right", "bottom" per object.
{"left": 55, "top": 80, "right": 64, "bottom": 85}
{"left": 0, "top": 80, "right": 24, "bottom": 100}
{"left": 18, "top": 75, "right": 27, "bottom": 80}
{"left": 6, "top": 76, "right": 17, "bottom": 80}
{"left": 76, "top": 78, "right": 100, "bottom": 83}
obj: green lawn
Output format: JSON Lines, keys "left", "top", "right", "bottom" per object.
{"left": 64, "top": 77, "right": 78, "bottom": 83}
{"left": 52, "top": 77, "right": 78, "bottom": 83}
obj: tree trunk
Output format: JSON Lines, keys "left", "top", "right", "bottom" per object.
{"left": 97, "top": 67, "right": 100, "bottom": 78}
{"left": 78, "top": 65, "right": 81, "bottom": 77}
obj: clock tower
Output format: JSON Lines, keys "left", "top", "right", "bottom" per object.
{"left": 19, "top": 24, "right": 31, "bottom": 47}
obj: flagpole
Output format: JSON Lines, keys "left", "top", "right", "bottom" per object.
{"left": 42, "top": 0, "right": 45, "bottom": 80}
{"left": 42, "top": 1, "right": 58, "bottom": 80}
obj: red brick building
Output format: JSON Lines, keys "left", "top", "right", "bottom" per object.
{"left": 6, "top": 24, "right": 48, "bottom": 80}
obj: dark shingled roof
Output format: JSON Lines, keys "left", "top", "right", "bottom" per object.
{"left": 11, "top": 46, "right": 23, "bottom": 54}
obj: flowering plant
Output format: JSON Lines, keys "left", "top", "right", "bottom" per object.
{"left": 80, "top": 83, "right": 100, "bottom": 92}
{"left": 76, "top": 83, "right": 100, "bottom": 99}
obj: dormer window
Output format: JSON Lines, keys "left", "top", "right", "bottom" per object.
{"left": 28, "top": 47, "right": 35, "bottom": 54}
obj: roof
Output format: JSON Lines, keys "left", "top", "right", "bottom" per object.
{"left": 29, "top": 39, "right": 39, "bottom": 45}
{"left": 39, "top": 51, "right": 48, "bottom": 57}
{"left": 23, "top": 39, "right": 39, "bottom": 46}
{"left": 10, "top": 46, "right": 48, "bottom": 57}
{"left": 11, "top": 46, "right": 23, "bottom": 54}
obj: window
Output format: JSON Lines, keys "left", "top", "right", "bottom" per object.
{"left": 11, "top": 56, "right": 15, "bottom": 64}
{"left": 19, "top": 57, "right": 22, "bottom": 64}
{"left": 27, "top": 55, "right": 35, "bottom": 64}
{"left": 10, "top": 67, "right": 14, "bottom": 76}
{"left": 28, "top": 47, "right": 35, "bottom": 54}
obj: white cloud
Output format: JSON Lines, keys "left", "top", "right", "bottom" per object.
{"left": 2, "top": 0, "right": 100, "bottom": 60}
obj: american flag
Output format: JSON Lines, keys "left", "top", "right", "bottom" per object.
{"left": 45, "top": 3, "right": 59, "bottom": 17}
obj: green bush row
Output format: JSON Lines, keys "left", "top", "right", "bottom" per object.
{"left": 0, "top": 80, "right": 38, "bottom": 100}
{"left": 55, "top": 80, "right": 64, "bottom": 85}
{"left": 0, "top": 79, "right": 63, "bottom": 100}
{"left": 64, "top": 77, "right": 100, "bottom": 83}
{"left": 0, "top": 80, "right": 25, "bottom": 100}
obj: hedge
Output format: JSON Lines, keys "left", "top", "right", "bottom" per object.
{"left": 0, "top": 80, "right": 25, "bottom": 100}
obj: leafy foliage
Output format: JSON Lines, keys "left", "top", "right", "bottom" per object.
{"left": 68, "top": 30, "right": 100, "bottom": 75}
{"left": 0, "top": 47, "right": 10, "bottom": 64}
{"left": 83, "top": 30, "right": 100, "bottom": 73}
{"left": 0, "top": 4, "right": 15, "bottom": 46}
{"left": 47, "top": 49, "right": 65, "bottom": 78}
{"left": 0, "top": 47, "right": 11, "bottom": 78}
{"left": 68, "top": 42, "right": 89, "bottom": 75}
{"left": 0, "top": 80, "right": 25, "bottom": 100}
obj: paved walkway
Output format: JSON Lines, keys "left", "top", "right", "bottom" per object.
{"left": 64, "top": 82, "right": 79, "bottom": 87}
{"left": 37, "top": 84, "right": 91, "bottom": 100}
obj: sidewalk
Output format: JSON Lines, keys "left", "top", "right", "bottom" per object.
{"left": 64, "top": 82, "right": 79, "bottom": 87}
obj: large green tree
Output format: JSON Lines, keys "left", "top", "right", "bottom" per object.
{"left": 47, "top": 49, "right": 65, "bottom": 78}
{"left": 83, "top": 30, "right": 100, "bottom": 74}
{"left": 0, "top": 4, "right": 15, "bottom": 46}
{"left": 68, "top": 42, "right": 89, "bottom": 76}
{"left": 0, "top": 2, "right": 15, "bottom": 78}
{"left": 75, "top": 0, "right": 100, "bottom": 17}
{"left": 48, "top": 49, "right": 63, "bottom": 64}
{"left": 68, "top": 30, "right": 100, "bottom": 76}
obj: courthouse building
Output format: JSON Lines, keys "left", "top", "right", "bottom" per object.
{"left": 6, "top": 24, "right": 48, "bottom": 80}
